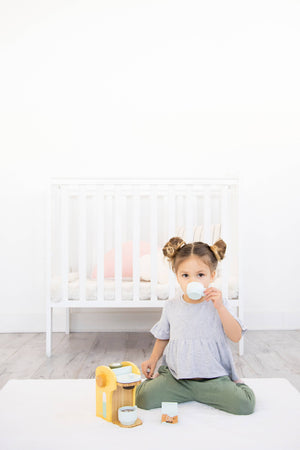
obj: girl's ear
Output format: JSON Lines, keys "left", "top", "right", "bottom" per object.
{"left": 211, "top": 271, "right": 216, "bottom": 281}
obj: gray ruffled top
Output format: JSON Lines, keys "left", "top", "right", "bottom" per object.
{"left": 150, "top": 290, "right": 247, "bottom": 382}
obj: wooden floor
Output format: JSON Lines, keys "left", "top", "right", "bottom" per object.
{"left": 0, "top": 330, "right": 299, "bottom": 392}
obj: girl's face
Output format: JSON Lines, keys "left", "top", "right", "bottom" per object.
{"left": 176, "top": 255, "right": 216, "bottom": 303}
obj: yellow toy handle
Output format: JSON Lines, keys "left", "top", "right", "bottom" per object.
{"left": 96, "top": 366, "right": 117, "bottom": 389}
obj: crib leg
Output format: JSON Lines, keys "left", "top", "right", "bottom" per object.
{"left": 65, "top": 308, "right": 70, "bottom": 335}
{"left": 239, "top": 335, "right": 244, "bottom": 356}
{"left": 46, "top": 306, "right": 52, "bottom": 357}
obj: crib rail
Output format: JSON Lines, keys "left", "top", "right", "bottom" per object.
{"left": 47, "top": 178, "right": 237, "bottom": 305}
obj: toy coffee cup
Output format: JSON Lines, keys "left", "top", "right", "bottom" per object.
{"left": 118, "top": 406, "right": 138, "bottom": 426}
{"left": 186, "top": 282, "right": 206, "bottom": 300}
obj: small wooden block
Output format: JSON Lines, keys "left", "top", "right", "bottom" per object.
{"left": 161, "top": 414, "right": 178, "bottom": 424}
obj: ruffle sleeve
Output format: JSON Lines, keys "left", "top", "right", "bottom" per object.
{"left": 222, "top": 297, "right": 247, "bottom": 336}
{"left": 150, "top": 304, "right": 170, "bottom": 340}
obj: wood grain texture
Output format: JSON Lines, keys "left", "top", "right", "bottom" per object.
{"left": 0, "top": 331, "right": 299, "bottom": 391}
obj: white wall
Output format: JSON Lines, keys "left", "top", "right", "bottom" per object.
{"left": 0, "top": 0, "right": 299, "bottom": 332}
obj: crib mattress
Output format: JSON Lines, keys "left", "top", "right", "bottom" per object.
{"left": 51, "top": 277, "right": 171, "bottom": 302}
{"left": 51, "top": 274, "right": 238, "bottom": 303}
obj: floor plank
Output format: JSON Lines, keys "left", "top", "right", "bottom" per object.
{"left": 0, "top": 331, "right": 299, "bottom": 392}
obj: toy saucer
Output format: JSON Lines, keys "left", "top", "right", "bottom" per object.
{"left": 115, "top": 418, "right": 143, "bottom": 428}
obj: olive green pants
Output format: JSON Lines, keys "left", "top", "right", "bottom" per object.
{"left": 136, "top": 365, "right": 255, "bottom": 415}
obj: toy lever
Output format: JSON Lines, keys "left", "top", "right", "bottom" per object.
{"left": 96, "top": 375, "right": 106, "bottom": 388}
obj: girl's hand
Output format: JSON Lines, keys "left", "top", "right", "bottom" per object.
{"left": 204, "top": 287, "right": 224, "bottom": 310}
{"left": 141, "top": 358, "right": 157, "bottom": 379}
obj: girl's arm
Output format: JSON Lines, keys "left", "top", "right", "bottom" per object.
{"left": 141, "top": 338, "right": 169, "bottom": 378}
{"left": 150, "top": 338, "right": 169, "bottom": 363}
{"left": 217, "top": 305, "right": 242, "bottom": 342}
{"left": 204, "top": 288, "right": 244, "bottom": 342}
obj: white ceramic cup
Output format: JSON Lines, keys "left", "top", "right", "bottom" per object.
{"left": 186, "top": 281, "right": 206, "bottom": 300}
{"left": 118, "top": 405, "right": 138, "bottom": 426}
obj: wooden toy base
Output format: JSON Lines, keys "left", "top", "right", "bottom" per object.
{"left": 114, "top": 418, "right": 143, "bottom": 428}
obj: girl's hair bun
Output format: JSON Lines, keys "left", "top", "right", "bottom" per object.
{"left": 162, "top": 237, "right": 186, "bottom": 262}
{"left": 210, "top": 239, "right": 226, "bottom": 262}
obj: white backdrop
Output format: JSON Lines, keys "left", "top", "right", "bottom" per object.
{"left": 0, "top": 0, "right": 299, "bottom": 332}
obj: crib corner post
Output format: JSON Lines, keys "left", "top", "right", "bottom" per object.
{"left": 239, "top": 335, "right": 244, "bottom": 356}
{"left": 65, "top": 307, "right": 70, "bottom": 335}
{"left": 46, "top": 306, "right": 52, "bottom": 357}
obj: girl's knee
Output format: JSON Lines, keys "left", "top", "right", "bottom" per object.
{"left": 136, "top": 365, "right": 169, "bottom": 410}
{"left": 232, "top": 386, "right": 256, "bottom": 415}
{"left": 135, "top": 392, "right": 153, "bottom": 410}
{"left": 209, "top": 380, "right": 256, "bottom": 415}
{"left": 135, "top": 381, "right": 147, "bottom": 409}
{"left": 135, "top": 380, "right": 160, "bottom": 410}
{"left": 235, "top": 397, "right": 255, "bottom": 415}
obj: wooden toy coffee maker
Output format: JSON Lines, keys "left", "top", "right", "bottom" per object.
{"left": 95, "top": 361, "right": 143, "bottom": 427}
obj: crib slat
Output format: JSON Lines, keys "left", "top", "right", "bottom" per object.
{"left": 96, "top": 185, "right": 105, "bottom": 302}
{"left": 114, "top": 186, "right": 122, "bottom": 301}
{"left": 46, "top": 184, "right": 53, "bottom": 356}
{"left": 237, "top": 181, "right": 244, "bottom": 354}
{"left": 185, "top": 184, "right": 194, "bottom": 242}
{"left": 60, "top": 186, "right": 69, "bottom": 303}
{"left": 78, "top": 185, "right": 87, "bottom": 302}
{"left": 203, "top": 186, "right": 212, "bottom": 244}
{"left": 132, "top": 185, "right": 140, "bottom": 302}
{"left": 221, "top": 185, "right": 229, "bottom": 299}
{"left": 150, "top": 185, "right": 158, "bottom": 302}
{"left": 168, "top": 185, "right": 176, "bottom": 299}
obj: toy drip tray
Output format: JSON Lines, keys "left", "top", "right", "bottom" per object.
{"left": 111, "top": 365, "right": 141, "bottom": 384}
{"left": 116, "top": 373, "right": 141, "bottom": 384}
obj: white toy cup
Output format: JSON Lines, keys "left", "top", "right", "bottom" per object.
{"left": 118, "top": 405, "right": 137, "bottom": 426}
{"left": 186, "top": 282, "right": 206, "bottom": 300}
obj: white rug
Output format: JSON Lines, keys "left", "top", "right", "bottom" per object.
{"left": 0, "top": 378, "right": 299, "bottom": 450}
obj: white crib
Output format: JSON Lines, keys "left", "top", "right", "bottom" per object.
{"left": 46, "top": 178, "right": 244, "bottom": 357}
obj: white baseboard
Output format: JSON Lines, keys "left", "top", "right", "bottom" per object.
{"left": 0, "top": 310, "right": 299, "bottom": 333}
{"left": 245, "top": 310, "right": 300, "bottom": 330}
{"left": 0, "top": 310, "right": 162, "bottom": 333}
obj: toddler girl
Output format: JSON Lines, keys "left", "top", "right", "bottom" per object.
{"left": 135, "top": 237, "right": 256, "bottom": 415}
